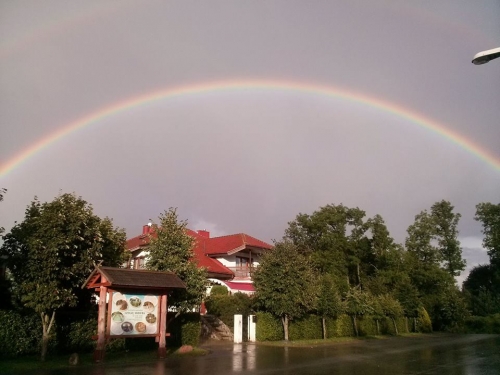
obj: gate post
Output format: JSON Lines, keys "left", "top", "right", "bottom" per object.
{"left": 234, "top": 314, "right": 243, "bottom": 343}
{"left": 248, "top": 315, "right": 256, "bottom": 342}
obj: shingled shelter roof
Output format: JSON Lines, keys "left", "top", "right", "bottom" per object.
{"left": 83, "top": 266, "right": 186, "bottom": 290}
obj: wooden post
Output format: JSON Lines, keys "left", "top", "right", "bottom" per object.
{"left": 158, "top": 294, "right": 167, "bottom": 358}
{"left": 94, "top": 286, "right": 107, "bottom": 362}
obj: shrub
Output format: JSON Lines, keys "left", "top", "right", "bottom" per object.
{"left": 289, "top": 315, "right": 322, "bottom": 340}
{"left": 326, "top": 314, "right": 355, "bottom": 337}
{"left": 66, "top": 318, "right": 96, "bottom": 352}
{"left": 0, "top": 310, "right": 41, "bottom": 357}
{"left": 358, "top": 316, "right": 378, "bottom": 336}
{"left": 255, "top": 312, "right": 282, "bottom": 341}
{"left": 210, "top": 285, "right": 229, "bottom": 296}
{"left": 416, "top": 307, "right": 432, "bottom": 333}
{"left": 168, "top": 312, "right": 201, "bottom": 347}
{"left": 464, "top": 314, "right": 500, "bottom": 334}
{"left": 205, "top": 293, "right": 253, "bottom": 329}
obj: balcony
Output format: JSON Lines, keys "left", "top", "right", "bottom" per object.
{"left": 227, "top": 266, "right": 255, "bottom": 278}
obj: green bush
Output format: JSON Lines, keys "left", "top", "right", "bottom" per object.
{"left": 66, "top": 318, "right": 96, "bottom": 352}
{"left": 416, "top": 307, "right": 432, "bottom": 333}
{"left": 210, "top": 285, "right": 229, "bottom": 296}
{"left": 358, "top": 316, "right": 378, "bottom": 336}
{"left": 167, "top": 312, "right": 201, "bottom": 347}
{"left": 464, "top": 314, "right": 500, "bottom": 334}
{"left": 255, "top": 312, "right": 282, "bottom": 341}
{"left": 325, "top": 314, "right": 355, "bottom": 338}
{"left": 205, "top": 293, "right": 253, "bottom": 329}
{"left": 0, "top": 310, "right": 41, "bottom": 357}
{"left": 289, "top": 315, "right": 322, "bottom": 340}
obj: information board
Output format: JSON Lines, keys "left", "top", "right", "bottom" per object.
{"left": 110, "top": 292, "right": 159, "bottom": 335}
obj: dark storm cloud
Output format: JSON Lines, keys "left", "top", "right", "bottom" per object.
{"left": 1, "top": 1, "right": 499, "bottom": 283}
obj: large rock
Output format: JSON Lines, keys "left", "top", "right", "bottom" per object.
{"left": 177, "top": 345, "right": 193, "bottom": 353}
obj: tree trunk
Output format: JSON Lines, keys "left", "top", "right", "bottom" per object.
{"left": 282, "top": 314, "right": 289, "bottom": 341}
{"left": 322, "top": 317, "right": 327, "bottom": 339}
{"left": 405, "top": 317, "right": 409, "bottom": 333}
{"left": 375, "top": 319, "right": 380, "bottom": 335}
{"left": 392, "top": 318, "right": 398, "bottom": 335}
{"left": 352, "top": 315, "right": 358, "bottom": 337}
{"left": 414, "top": 317, "right": 417, "bottom": 332}
{"left": 40, "top": 311, "right": 55, "bottom": 362}
{"left": 356, "top": 264, "right": 361, "bottom": 287}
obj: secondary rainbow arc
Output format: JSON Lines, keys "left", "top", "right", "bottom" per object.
{"left": 1, "top": 79, "right": 499, "bottom": 178}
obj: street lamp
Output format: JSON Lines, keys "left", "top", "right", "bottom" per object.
{"left": 472, "top": 47, "right": 500, "bottom": 65}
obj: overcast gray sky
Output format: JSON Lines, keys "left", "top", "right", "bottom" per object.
{"left": 1, "top": 1, "right": 499, "bottom": 283}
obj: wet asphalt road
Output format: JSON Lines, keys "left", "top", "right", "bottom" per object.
{"left": 31, "top": 334, "right": 500, "bottom": 375}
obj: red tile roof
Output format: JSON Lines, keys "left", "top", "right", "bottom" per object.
{"left": 200, "top": 233, "right": 272, "bottom": 255}
{"left": 224, "top": 281, "right": 255, "bottom": 292}
{"left": 125, "top": 228, "right": 272, "bottom": 278}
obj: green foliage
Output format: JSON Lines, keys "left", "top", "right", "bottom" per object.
{"left": 253, "top": 240, "right": 316, "bottom": 339}
{"left": 255, "top": 312, "right": 283, "bottom": 341}
{"left": 0, "top": 310, "right": 41, "bottom": 357}
{"left": 316, "top": 274, "right": 343, "bottom": 319}
{"left": 1, "top": 193, "right": 126, "bottom": 313}
{"left": 326, "top": 315, "right": 355, "bottom": 337}
{"left": 0, "top": 193, "right": 126, "bottom": 360}
{"left": 464, "top": 314, "right": 500, "bottom": 334}
{"left": 463, "top": 264, "right": 500, "bottom": 316}
{"left": 416, "top": 307, "right": 432, "bottom": 333}
{"left": 344, "top": 287, "right": 373, "bottom": 318}
{"left": 475, "top": 202, "right": 500, "bottom": 267}
{"left": 429, "top": 286, "right": 469, "bottom": 332}
{"left": 289, "top": 315, "right": 322, "bottom": 340}
{"left": 430, "top": 201, "right": 465, "bottom": 276}
{"left": 167, "top": 313, "right": 201, "bottom": 347}
{"left": 205, "top": 293, "right": 253, "bottom": 329}
{"left": 65, "top": 318, "right": 96, "bottom": 353}
{"left": 210, "top": 285, "right": 229, "bottom": 296}
{"left": 0, "top": 188, "right": 6, "bottom": 236}
{"left": 357, "top": 315, "right": 378, "bottom": 336}
{"left": 146, "top": 208, "right": 207, "bottom": 311}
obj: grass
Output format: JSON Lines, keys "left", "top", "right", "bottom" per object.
{"left": 256, "top": 333, "right": 430, "bottom": 347}
{"left": 0, "top": 347, "right": 209, "bottom": 374}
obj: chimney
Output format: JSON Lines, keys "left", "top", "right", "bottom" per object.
{"left": 197, "top": 230, "right": 210, "bottom": 238}
{"left": 142, "top": 224, "right": 151, "bottom": 235}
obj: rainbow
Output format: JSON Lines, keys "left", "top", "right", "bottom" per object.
{"left": 1, "top": 79, "right": 499, "bottom": 177}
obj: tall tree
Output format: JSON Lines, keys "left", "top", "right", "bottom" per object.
{"left": 284, "top": 204, "right": 368, "bottom": 288}
{"left": 406, "top": 210, "right": 440, "bottom": 265}
{"left": 0, "top": 193, "right": 126, "bottom": 360}
{"left": 0, "top": 188, "right": 6, "bottom": 236}
{"left": 344, "top": 286, "right": 373, "bottom": 336}
{"left": 430, "top": 200, "right": 465, "bottom": 276}
{"left": 316, "top": 274, "right": 343, "bottom": 339}
{"left": 406, "top": 201, "right": 465, "bottom": 276}
{"left": 463, "top": 264, "right": 500, "bottom": 316}
{"left": 475, "top": 202, "right": 500, "bottom": 267}
{"left": 253, "top": 241, "right": 316, "bottom": 340}
{"left": 145, "top": 208, "right": 207, "bottom": 313}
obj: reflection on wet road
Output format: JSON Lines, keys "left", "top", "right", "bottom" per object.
{"left": 45, "top": 334, "right": 500, "bottom": 375}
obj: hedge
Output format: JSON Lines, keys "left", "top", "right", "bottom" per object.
{"left": 255, "top": 312, "right": 282, "bottom": 341}
{"left": 167, "top": 312, "right": 201, "bottom": 347}
{"left": 289, "top": 315, "right": 322, "bottom": 340}
{"left": 0, "top": 310, "right": 43, "bottom": 357}
{"left": 464, "top": 314, "right": 500, "bottom": 334}
{"left": 254, "top": 313, "right": 418, "bottom": 341}
{"left": 205, "top": 293, "right": 253, "bottom": 330}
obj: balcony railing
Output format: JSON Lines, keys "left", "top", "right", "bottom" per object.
{"left": 227, "top": 266, "right": 255, "bottom": 278}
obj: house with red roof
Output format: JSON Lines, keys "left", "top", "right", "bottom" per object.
{"left": 126, "top": 224, "right": 273, "bottom": 295}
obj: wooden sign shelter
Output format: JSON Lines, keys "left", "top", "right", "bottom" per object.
{"left": 83, "top": 266, "right": 186, "bottom": 362}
